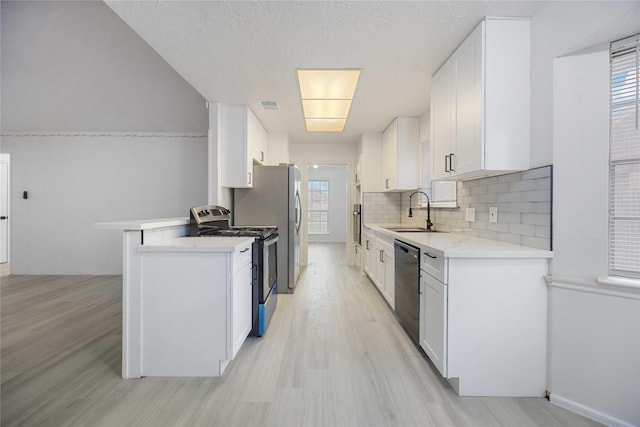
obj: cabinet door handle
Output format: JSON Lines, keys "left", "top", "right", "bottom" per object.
{"left": 425, "top": 252, "right": 437, "bottom": 259}
{"left": 260, "top": 151, "right": 264, "bottom": 162}
{"left": 445, "top": 155, "right": 450, "bottom": 173}
{"left": 449, "top": 153, "right": 455, "bottom": 172}
{"left": 379, "top": 250, "right": 384, "bottom": 262}
{"left": 240, "top": 247, "right": 250, "bottom": 253}
{"left": 248, "top": 172, "right": 252, "bottom": 185}
{"left": 385, "top": 178, "right": 389, "bottom": 189}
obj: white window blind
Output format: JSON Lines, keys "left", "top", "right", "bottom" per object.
{"left": 609, "top": 33, "right": 640, "bottom": 279}
{"left": 421, "top": 181, "right": 458, "bottom": 208}
{"left": 421, "top": 140, "right": 458, "bottom": 207}
{"left": 308, "top": 180, "right": 329, "bottom": 234}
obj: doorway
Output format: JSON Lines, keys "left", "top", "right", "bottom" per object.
{"left": 0, "top": 153, "right": 10, "bottom": 266}
{"left": 306, "top": 164, "right": 347, "bottom": 262}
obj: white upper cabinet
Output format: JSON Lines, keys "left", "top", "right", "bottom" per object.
{"left": 382, "top": 117, "right": 420, "bottom": 191}
{"left": 357, "top": 133, "right": 384, "bottom": 192}
{"left": 248, "top": 111, "right": 268, "bottom": 165}
{"left": 431, "top": 18, "right": 531, "bottom": 181}
{"left": 221, "top": 105, "right": 268, "bottom": 188}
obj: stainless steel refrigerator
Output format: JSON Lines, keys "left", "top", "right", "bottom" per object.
{"left": 233, "top": 164, "right": 301, "bottom": 293}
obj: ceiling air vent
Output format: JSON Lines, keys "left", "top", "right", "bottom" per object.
{"left": 259, "top": 100, "right": 280, "bottom": 111}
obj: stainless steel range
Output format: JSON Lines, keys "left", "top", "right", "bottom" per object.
{"left": 189, "top": 205, "right": 278, "bottom": 336}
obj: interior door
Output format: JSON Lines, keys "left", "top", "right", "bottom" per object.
{"left": 0, "top": 160, "right": 8, "bottom": 263}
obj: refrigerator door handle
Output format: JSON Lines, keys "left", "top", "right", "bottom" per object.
{"left": 294, "top": 191, "right": 302, "bottom": 233}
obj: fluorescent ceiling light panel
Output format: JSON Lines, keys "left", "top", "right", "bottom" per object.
{"left": 305, "top": 118, "right": 347, "bottom": 132}
{"left": 298, "top": 70, "right": 360, "bottom": 99}
{"left": 302, "top": 100, "right": 352, "bottom": 119}
{"left": 298, "top": 69, "right": 360, "bottom": 132}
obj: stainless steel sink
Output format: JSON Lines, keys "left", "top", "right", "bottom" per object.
{"left": 382, "top": 226, "right": 444, "bottom": 233}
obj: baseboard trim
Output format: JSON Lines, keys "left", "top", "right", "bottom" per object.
{"left": 550, "top": 393, "right": 637, "bottom": 427}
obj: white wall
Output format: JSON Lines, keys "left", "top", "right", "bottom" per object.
{"left": 267, "top": 133, "right": 290, "bottom": 165}
{"left": 530, "top": 1, "right": 640, "bottom": 167}
{"left": 1, "top": 1, "right": 208, "bottom": 132}
{"left": 551, "top": 48, "right": 640, "bottom": 427}
{"left": 307, "top": 165, "right": 347, "bottom": 243}
{"left": 0, "top": 1, "right": 209, "bottom": 274}
{"left": 2, "top": 134, "right": 207, "bottom": 275}
{"left": 290, "top": 141, "right": 357, "bottom": 265}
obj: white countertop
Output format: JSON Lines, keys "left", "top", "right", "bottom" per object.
{"left": 94, "top": 217, "right": 189, "bottom": 231}
{"left": 138, "top": 236, "right": 254, "bottom": 253}
{"left": 366, "top": 224, "right": 553, "bottom": 259}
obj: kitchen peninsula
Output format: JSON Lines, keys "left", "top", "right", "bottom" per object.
{"left": 96, "top": 218, "right": 255, "bottom": 378}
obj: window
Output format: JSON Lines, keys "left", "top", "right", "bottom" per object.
{"left": 421, "top": 140, "right": 458, "bottom": 207}
{"left": 609, "top": 34, "right": 640, "bottom": 279}
{"left": 308, "top": 180, "right": 329, "bottom": 234}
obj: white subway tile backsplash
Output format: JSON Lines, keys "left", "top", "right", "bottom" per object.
{"left": 498, "top": 232, "right": 522, "bottom": 245}
{"left": 534, "top": 177, "right": 551, "bottom": 190}
{"left": 509, "top": 223, "right": 536, "bottom": 237}
{"left": 488, "top": 183, "right": 510, "bottom": 194}
{"left": 487, "top": 222, "right": 510, "bottom": 233}
{"left": 497, "top": 192, "right": 522, "bottom": 202}
{"left": 521, "top": 235, "right": 551, "bottom": 250}
{"left": 522, "top": 213, "right": 550, "bottom": 226}
{"left": 535, "top": 225, "right": 551, "bottom": 238}
{"left": 477, "top": 176, "right": 498, "bottom": 186}
{"left": 477, "top": 193, "right": 498, "bottom": 204}
{"left": 366, "top": 167, "right": 552, "bottom": 251}
{"left": 497, "top": 172, "right": 523, "bottom": 183}
{"left": 478, "top": 230, "right": 498, "bottom": 240}
{"left": 534, "top": 202, "right": 552, "bottom": 214}
{"left": 522, "top": 167, "right": 550, "bottom": 180}
{"left": 470, "top": 185, "right": 488, "bottom": 195}
{"left": 499, "top": 213, "right": 522, "bottom": 224}
{"left": 521, "top": 190, "right": 549, "bottom": 202}
{"left": 509, "top": 180, "right": 536, "bottom": 192}
{"left": 470, "top": 221, "right": 488, "bottom": 230}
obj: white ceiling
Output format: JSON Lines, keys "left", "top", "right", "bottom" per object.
{"left": 105, "top": 1, "right": 545, "bottom": 144}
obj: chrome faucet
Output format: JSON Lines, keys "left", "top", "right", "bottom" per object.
{"left": 408, "top": 190, "right": 433, "bottom": 231}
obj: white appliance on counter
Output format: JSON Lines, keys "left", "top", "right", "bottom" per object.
{"left": 234, "top": 164, "right": 301, "bottom": 293}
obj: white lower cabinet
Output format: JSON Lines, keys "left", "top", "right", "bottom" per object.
{"left": 364, "top": 229, "right": 394, "bottom": 309}
{"left": 364, "top": 229, "right": 376, "bottom": 278}
{"left": 138, "top": 242, "right": 253, "bottom": 377}
{"left": 419, "top": 273, "right": 447, "bottom": 376}
{"left": 418, "top": 246, "right": 548, "bottom": 397}
{"left": 231, "top": 262, "right": 253, "bottom": 358}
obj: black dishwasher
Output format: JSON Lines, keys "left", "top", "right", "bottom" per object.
{"left": 394, "top": 240, "right": 420, "bottom": 344}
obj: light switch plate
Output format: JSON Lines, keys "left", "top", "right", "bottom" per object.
{"left": 466, "top": 208, "right": 476, "bottom": 222}
{"left": 489, "top": 207, "right": 498, "bottom": 223}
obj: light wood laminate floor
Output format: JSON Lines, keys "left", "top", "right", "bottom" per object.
{"left": 1, "top": 243, "right": 601, "bottom": 427}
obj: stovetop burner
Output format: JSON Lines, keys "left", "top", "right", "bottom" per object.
{"left": 189, "top": 204, "right": 278, "bottom": 240}
{"left": 199, "top": 226, "right": 277, "bottom": 239}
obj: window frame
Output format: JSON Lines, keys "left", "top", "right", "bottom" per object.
{"left": 307, "top": 179, "right": 330, "bottom": 235}
{"left": 609, "top": 33, "right": 640, "bottom": 280}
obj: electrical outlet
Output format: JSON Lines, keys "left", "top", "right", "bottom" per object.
{"left": 466, "top": 208, "right": 476, "bottom": 222}
{"left": 489, "top": 207, "right": 498, "bottom": 223}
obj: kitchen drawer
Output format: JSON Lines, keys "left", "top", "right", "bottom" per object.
{"left": 421, "top": 247, "right": 446, "bottom": 283}
{"left": 233, "top": 244, "right": 252, "bottom": 274}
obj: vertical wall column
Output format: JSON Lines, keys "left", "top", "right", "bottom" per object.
{"left": 207, "top": 101, "right": 221, "bottom": 205}
{"left": 207, "top": 102, "right": 233, "bottom": 209}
